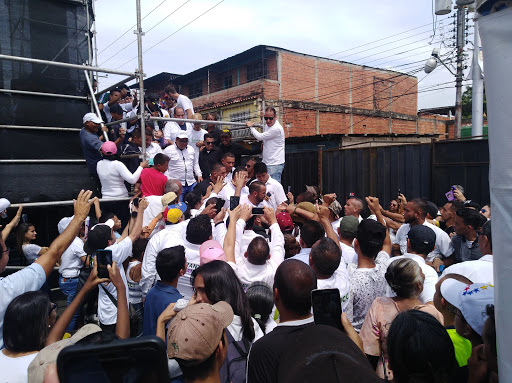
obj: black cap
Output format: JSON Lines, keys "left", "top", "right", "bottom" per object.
{"left": 356, "top": 219, "right": 386, "bottom": 245}
{"left": 408, "top": 225, "right": 436, "bottom": 254}
{"left": 425, "top": 201, "right": 439, "bottom": 219}
{"left": 83, "top": 224, "right": 112, "bottom": 255}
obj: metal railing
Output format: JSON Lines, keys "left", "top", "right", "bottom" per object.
{"left": 0, "top": 88, "right": 87, "bottom": 100}
{"left": 10, "top": 197, "right": 132, "bottom": 208}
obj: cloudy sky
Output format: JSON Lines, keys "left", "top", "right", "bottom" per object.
{"left": 93, "top": 0, "right": 474, "bottom": 110}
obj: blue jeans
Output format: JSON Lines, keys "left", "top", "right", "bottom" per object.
{"left": 180, "top": 182, "right": 197, "bottom": 201}
{"left": 267, "top": 163, "right": 285, "bottom": 184}
{"left": 59, "top": 275, "right": 79, "bottom": 332}
{"left": 129, "top": 302, "right": 144, "bottom": 338}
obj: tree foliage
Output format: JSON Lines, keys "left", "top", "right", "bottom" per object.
{"left": 462, "top": 86, "right": 487, "bottom": 119}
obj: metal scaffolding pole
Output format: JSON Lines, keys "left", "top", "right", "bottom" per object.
{"left": 0, "top": 125, "right": 81, "bottom": 132}
{"left": 135, "top": 0, "right": 146, "bottom": 159}
{"left": 149, "top": 116, "right": 262, "bottom": 129}
{"left": 84, "top": 69, "right": 109, "bottom": 141}
{"left": 0, "top": 54, "right": 136, "bottom": 77}
{"left": 0, "top": 88, "right": 87, "bottom": 100}
{"left": 103, "top": 116, "right": 140, "bottom": 127}
{"left": 9, "top": 197, "right": 132, "bottom": 209}
{"left": 95, "top": 75, "right": 137, "bottom": 99}
{"left": 0, "top": 159, "right": 85, "bottom": 164}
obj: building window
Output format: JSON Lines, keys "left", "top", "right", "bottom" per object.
{"left": 189, "top": 80, "right": 203, "bottom": 99}
{"left": 223, "top": 75, "right": 233, "bottom": 89}
{"left": 230, "top": 111, "right": 250, "bottom": 122}
{"left": 247, "top": 60, "right": 268, "bottom": 82}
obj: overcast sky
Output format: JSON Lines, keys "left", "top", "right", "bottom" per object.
{"left": 93, "top": 0, "right": 474, "bottom": 110}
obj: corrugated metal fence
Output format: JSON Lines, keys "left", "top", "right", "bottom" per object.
{"left": 281, "top": 139, "right": 489, "bottom": 207}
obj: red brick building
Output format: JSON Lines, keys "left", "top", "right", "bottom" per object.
{"left": 159, "top": 45, "right": 450, "bottom": 140}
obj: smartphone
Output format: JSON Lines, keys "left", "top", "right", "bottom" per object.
{"left": 445, "top": 186, "right": 456, "bottom": 202}
{"left": 287, "top": 186, "right": 292, "bottom": 193}
{"left": 230, "top": 196, "right": 240, "bottom": 210}
{"left": 148, "top": 158, "right": 154, "bottom": 166}
{"left": 84, "top": 217, "right": 90, "bottom": 239}
{"left": 96, "top": 249, "right": 113, "bottom": 279}
{"left": 57, "top": 337, "right": 169, "bottom": 383}
{"left": 215, "top": 198, "right": 225, "bottom": 213}
{"left": 252, "top": 207, "right": 264, "bottom": 215}
{"left": 21, "top": 213, "right": 28, "bottom": 223}
{"left": 311, "top": 288, "right": 344, "bottom": 332}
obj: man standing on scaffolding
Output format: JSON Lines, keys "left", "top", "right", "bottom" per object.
{"left": 164, "top": 85, "right": 194, "bottom": 120}
{"left": 246, "top": 107, "right": 285, "bottom": 183}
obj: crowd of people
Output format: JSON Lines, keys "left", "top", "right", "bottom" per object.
{"left": 0, "top": 85, "right": 498, "bottom": 383}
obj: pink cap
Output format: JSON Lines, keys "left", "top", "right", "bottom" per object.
{"left": 101, "top": 141, "right": 118, "bottom": 155}
{"left": 199, "top": 240, "right": 225, "bottom": 265}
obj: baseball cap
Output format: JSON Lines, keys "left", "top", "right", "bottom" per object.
{"left": 339, "top": 215, "right": 359, "bottom": 237}
{"left": 276, "top": 212, "right": 293, "bottom": 232}
{"left": 0, "top": 198, "right": 10, "bottom": 218}
{"left": 291, "top": 202, "right": 316, "bottom": 224}
{"left": 441, "top": 279, "right": 494, "bottom": 336}
{"left": 83, "top": 222, "right": 113, "bottom": 255}
{"left": 57, "top": 216, "right": 74, "bottom": 234}
{"left": 199, "top": 240, "right": 226, "bottom": 265}
{"left": 356, "top": 219, "right": 386, "bottom": 245}
{"left": 408, "top": 225, "right": 436, "bottom": 253}
{"left": 161, "top": 192, "right": 178, "bottom": 210}
{"left": 163, "top": 203, "right": 187, "bottom": 224}
{"left": 101, "top": 141, "right": 118, "bottom": 155}
{"left": 176, "top": 131, "right": 188, "bottom": 139}
{"left": 83, "top": 112, "right": 103, "bottom": 125}
{"left": 425, "top": 201, "right": 440, "bottom": 219}
{"left": 28, "top": 324, "right": 102, "bottom": 383}
{"left": 167, "top": 301, "right": 234, "bottom": 365}
{"left": 328, "top": 200, "right": 343, "bottom": 220}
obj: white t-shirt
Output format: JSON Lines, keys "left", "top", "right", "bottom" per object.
{"left": 393, "top": 221, "right": 453, "bottom": 262}
{"left": 340, "top": 242, "right": 358, "bottom": 266}
{"left": 163, "top": 122, "right": 193, "bottom": 143}
{"left": 263, "top": 176, "right": 287, "bottom": 211}
{"left": 22, "top": 244, "right": 41, "bottom": 263}
{"left": 250, "top": 120, "right": 285, "bottom": 166}
{"left": 386, "top": 253, "right": 438, "bottom": 304}
{"left": 179, "top": 240, "right": 201, "bottom": 300}
{"left": 441, "top": 254, "right": 494, "bottom": 284}
{"left": 227, "top": 315, "right": 264, "bottom": 343}
{"left": 177, "top": 94, "right": 194, "bottom": 115}
{"left": 97, "top": 160, "right": 143, "bottom": 198}
{"left": 59, "top": 237, "right": 86, "bottom": 278}
{"left": 98, "top": 238, "right": 133, "bottom": 325}
{"left": 316, "top": 267, "right": 350, "bottom": 311}
{"left": 187, "top": 127, "right": 207, "bottom": 159}
{"left": 239, "top": 195, "right": 269, "bottom": 209}
{"left": 0, "top": 350, "right": 38, "bottom": 383}
{"left": 218, "top": 182, "right": 249, "bottom": 210}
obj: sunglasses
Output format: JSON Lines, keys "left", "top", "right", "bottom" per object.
{"left": 264, "top": 116, "right": 274, "bottom": 121}
{"left": 205, "top": 141, "right": 214, "bottom": 145}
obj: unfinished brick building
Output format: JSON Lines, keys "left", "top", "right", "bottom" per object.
{"left": 165, "top": 45, "right": 450, "bottom": 142}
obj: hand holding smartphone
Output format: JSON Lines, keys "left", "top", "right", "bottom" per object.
{"left": 311, "top": 288, "right": 344, "bottom": 332}
{"left": 96, "top": 249, "right": 113, "bottom": 279}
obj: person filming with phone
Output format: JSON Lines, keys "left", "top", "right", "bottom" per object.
{"left": 83, "top": 197, "right": 148, "bottom": 334}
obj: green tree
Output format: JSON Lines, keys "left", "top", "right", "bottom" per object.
{"left": 462, "top": 86, "right": 487, "bottom": 119}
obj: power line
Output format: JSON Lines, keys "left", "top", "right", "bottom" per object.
{"left": 97, "top": 0, "right": 168, "bottom": 56}
{"left": 115, "top": 0, "right": 224, "bottom": 70}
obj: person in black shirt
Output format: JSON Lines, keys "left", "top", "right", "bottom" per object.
{"left": 199, "top": 133, "right": 222, "bottom": 178}
{"left": 218, "top": 130, "right": 261, "bottom": 167}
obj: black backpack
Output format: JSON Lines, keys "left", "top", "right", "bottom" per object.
{"left": 219, "top": 330, "right": 252, "bottom": 383}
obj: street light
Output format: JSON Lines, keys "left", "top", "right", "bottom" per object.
{"left": 424, "top": 46, "right": 464, "bottom": 139}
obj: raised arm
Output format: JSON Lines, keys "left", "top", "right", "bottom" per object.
{"left": 317, "top": 205, "right": 341, "bottom": 250}
{"left": 108, "top": 261, "right": 130, "bottom": 339}
{"left": 366, "top": 196, "right": 391, "bottom": 256}
{"left": 1, "top": 206, "right": 23, "bottom": 242}
{"left": 223, "top": 205, "right": 242, "bottom": 264}
{"left": 35, "top": 190, "right": 94, "bottom": 277}
{"left": 265, "top": 207, "right": 285, "bottom": 269}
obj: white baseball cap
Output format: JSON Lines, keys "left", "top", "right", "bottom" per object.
{"left": 441, "top": 279, "right": 494, "bottom": 336}
{"left": 83, "top": 112, "right": 103, "bottom": 124}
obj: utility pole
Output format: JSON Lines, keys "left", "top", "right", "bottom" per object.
{"left": 454, "top": 6, "right": 466, "bottom": 139}
{"left": 135, "top": 0, "right": 146, "bottom": 158}
{"left": 472, "top": 19, "right": 484, "bottom": 138}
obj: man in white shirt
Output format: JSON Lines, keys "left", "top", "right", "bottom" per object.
{"left": 163, "top": 131, "right": 203, "bottom": 201}
{"left": 393, "top": 198, "right": 453, "bottom": 262}
{"left": 163, "top": 107, "right": 193, "bottom": 146}
{"left": 217, "top": 166, "right": 249, "bottom": 209}
{"left": 225, "top": 205, "right": 285, "bottom": 289}
{"left": 240, "top": 181, "right": 269, "bottom": 209}
{"left": 165, "top": 85, "right": 194, "bottom": 119}
{"left": 187, "top": 113, "right": 208, "bottom": 160}
{"left": 309, "top": 237, "right": 350, "bottom": 311}
{"left": 221, "top": 152, "right": 235, "bottom": 183}
{"left": 83, "top": 198, "right": 147, "bottom": 332}
{"left": 246, "top": 107, "right": 285, "bottom": 183}
{"left": 254, "top": 162, "right": 287, "bottom": 211}
{"left": 337, "top": 216, "right": 359, "bottom": 266}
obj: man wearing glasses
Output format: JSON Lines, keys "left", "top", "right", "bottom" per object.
{"left": 246, "top": 107, "right": 285, "bottom": 183}
{"left": 199, "top": 134, "right": 222, "bottom": 177}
